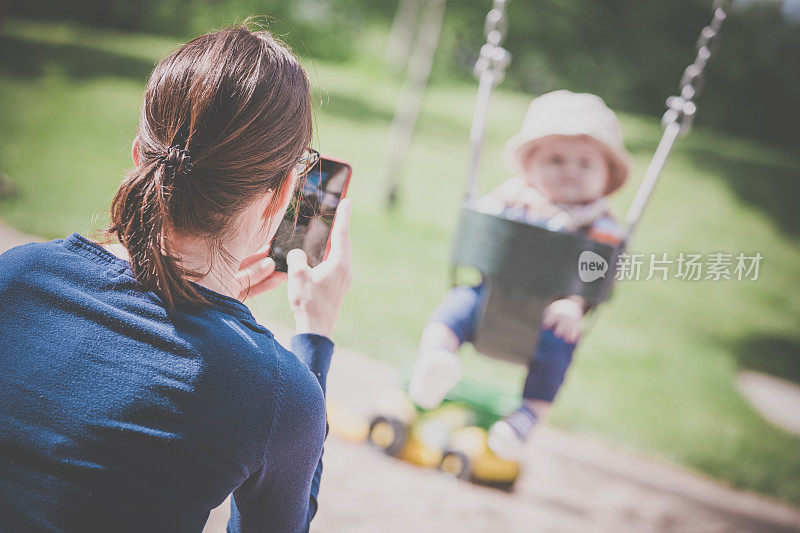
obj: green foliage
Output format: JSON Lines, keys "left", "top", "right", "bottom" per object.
{"left": 436, "top": 0, "right": 800, "bottom": 147}
{"left": 8, "top": 0, "right": 800, "bottom": 144}
{"left": 7, "top": 0, "right": 369, "bottom": 61}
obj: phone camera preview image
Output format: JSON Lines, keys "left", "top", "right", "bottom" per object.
{"left": 270, "top": 157, "right": 351, "bottom": 273}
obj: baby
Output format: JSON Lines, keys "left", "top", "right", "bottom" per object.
{"left": 408, "top": 90, "right": 631, "bottom": 459}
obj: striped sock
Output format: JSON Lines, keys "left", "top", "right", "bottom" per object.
{"left": 503, "top": 403, "right": 538, "bottom": 441}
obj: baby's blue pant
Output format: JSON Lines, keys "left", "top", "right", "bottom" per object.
{"left": 429, "top": 285, "right": 576, "bottom": 402}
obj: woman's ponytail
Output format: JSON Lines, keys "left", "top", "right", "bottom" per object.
{"left": 108, "top": 153, "right": 200, "bottom": 308}
{"left": 106, "top": 23, "right": 313, "bottom": 308}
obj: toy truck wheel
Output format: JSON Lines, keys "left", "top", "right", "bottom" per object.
{"left": 367, "top": 415, "right": 407, "bottom": 457}
{"left": 438, "top": 450, "right": 471, "bottom": 480}
{"left": 495, "top": 479, "right": 517, "bottom": 492}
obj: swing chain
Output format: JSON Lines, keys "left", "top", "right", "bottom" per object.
{"left": 466, "top": 0, "right": 512, "bottom": 199}
{"left": 626, "top": 0, "right": 732, "bottom": 236}
{"left": 473, "top": 0, "right": 512, "bottom": 85}
{"left": 662, "top": 0, "right": 733, "bottom": 136}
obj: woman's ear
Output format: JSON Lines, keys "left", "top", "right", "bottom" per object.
{"left": 131, "top": 137, "right": 140, "bottom": 166}
{"left": 277, "top": 169, "right": 299, "bottom": 207}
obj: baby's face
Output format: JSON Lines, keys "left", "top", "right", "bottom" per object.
{"left": 523, "top": 136, "right": 610, "bottom": 204}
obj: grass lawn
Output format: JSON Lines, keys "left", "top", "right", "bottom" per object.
{"left": 2, "top": 18, "right": 800, "bottom": 505}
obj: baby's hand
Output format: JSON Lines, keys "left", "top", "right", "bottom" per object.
{"left": 518, "top": 189, "right": 561, "bottom": 218}
{"left": 475, "top": 194, "right": 506, "bottom": 215}
{"left": 541, "top": 298, "right": 584, "bottom": 343}
{"left": 491, "top": 178, "right": 527, "bottom": 205}
{"left": 490, "top": 178, "right": 561, "bottom": 218}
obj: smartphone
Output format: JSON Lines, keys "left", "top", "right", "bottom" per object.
{"left": 269, "top": 155, "right": 352, "bottom": 273}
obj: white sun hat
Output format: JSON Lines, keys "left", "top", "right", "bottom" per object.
{"left": 502, "top": 90, "right": 632, "bottom": 195}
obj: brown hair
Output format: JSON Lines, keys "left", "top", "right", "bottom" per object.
{"left": 107, "top": 23, "right": 313, "bottom": 307}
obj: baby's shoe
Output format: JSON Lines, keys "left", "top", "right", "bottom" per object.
{"left": 408, "top": 348, "right": 462, "bottom": 410}
{"left": 487, "top": 404, "right": 538, "bottom": 461}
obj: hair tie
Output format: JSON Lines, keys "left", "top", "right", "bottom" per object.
{"left": 156, "top": 144, "right": 193, "bottom": 178}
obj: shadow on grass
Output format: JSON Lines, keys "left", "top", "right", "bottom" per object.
{"left": 316, "top": 86, "right": 472, "bottom": 141}
{"left": 314, "top": 89, "right": 395, "bottom": 125}
{"left": 685, "top": 143, "right": 800, "bottom": 240}
{"left": 0, "top": 33, "right": 456, "bottom": 136}
{"left": 732, "top": 333, "right": 800, "bottom": 385}
{"left": 0, "top": 33, "right": 155, "bottom": 81}
{"left": 0, "top": 171, "right": 19, "bottom": 200}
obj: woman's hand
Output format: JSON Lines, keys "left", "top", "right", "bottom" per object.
{"left": 287, "top": 199, "right": 353, "bottom": 338}
{"left": 541, "top": 297, "right": 584, "bottom": 343}
{"left": 235, "top": 252, "right": 288, "bottom": 301}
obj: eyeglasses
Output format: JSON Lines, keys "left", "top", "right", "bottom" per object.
{"left": 295, "top": 148, "right": 320, "bottom": 177}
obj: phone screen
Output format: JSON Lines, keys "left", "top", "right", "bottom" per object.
{"left": 270, "top": 156, "right": 351, "bottom": 272}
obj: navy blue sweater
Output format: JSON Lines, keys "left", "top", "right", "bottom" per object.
{"left": 0, "top": 233, "right": 332, "bottom": 532}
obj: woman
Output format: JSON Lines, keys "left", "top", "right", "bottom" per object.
{"left": 0, "top": 24, "right": 351, "bottom": 532}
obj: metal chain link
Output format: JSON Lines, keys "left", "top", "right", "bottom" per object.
{"left": 473, "top": 0, "right": 512, "bottom": 85}
{"left": 626, "top": 0, "right": 734, "bottom": 239}
{"left": 662, "top": 0, "right": 733, "bottom": 136}
{"left": 465, "top": 0, "right": 513, "bottom": 199}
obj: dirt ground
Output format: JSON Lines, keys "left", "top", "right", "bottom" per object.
{"left": 2, "top": 226, "right": 799, "bottom": 532}
{"left": 204, "top": 327, "right": 800, "bottom": 533}
{"left": 311, "top": 345, "right": 800, "bottom": 533}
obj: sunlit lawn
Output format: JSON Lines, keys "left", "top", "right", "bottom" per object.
{"left": 2, "top": 18, "right": 800, "bottom": 505}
